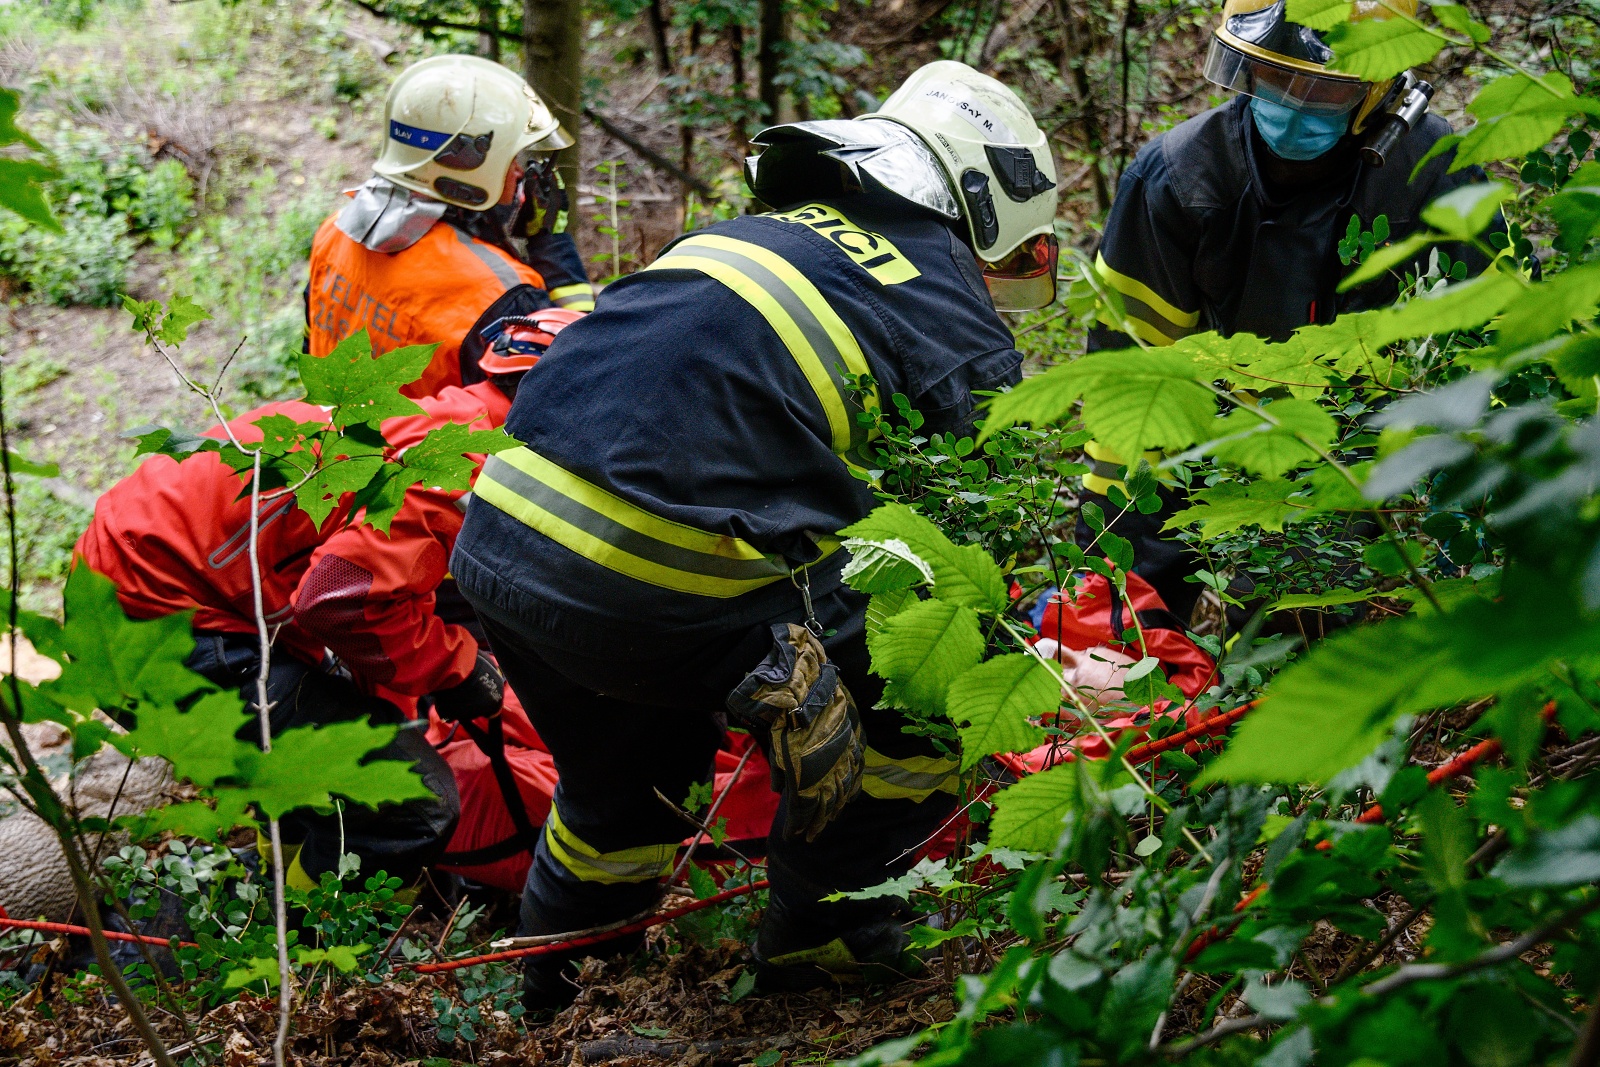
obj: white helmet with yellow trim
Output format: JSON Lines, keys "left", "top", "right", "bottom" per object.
{"left": 374, "top": 55, "right": 573, "bottom": 211}
{"left": 1204, "top": 0, "right": 1419, "bottom": 135}
{"left": 745, "top": 60, "right": 1059, "bottom": 312}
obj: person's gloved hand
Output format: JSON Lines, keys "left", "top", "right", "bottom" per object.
{"left": 727, "top": 623, "right": 863, "bottom": 842}
{"left": 511, "top": 160, "right": 567, "bottom": 238}
{"left": 430, "top": 650, "right": 506, "bottom": 722}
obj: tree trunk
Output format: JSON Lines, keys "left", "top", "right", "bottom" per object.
{"left": 728, "top": 23, "right": 748, "bottom": 155}
{"left": 523, "top": 0, "right": 583, "bottom": 197}
{"left": 757, "top": 0, "right": 784, "bottom": 125}
{"left": 1053, "top": 0, "right": 1111, "bottom": 212}
{"left": 479, "top": 2, "right": 501, "bottom": 62}
{"left": 647, "top": 0, "right": 672, "bottom": 74}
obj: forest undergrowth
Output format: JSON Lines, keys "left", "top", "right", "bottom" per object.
{"left": 3, "top": 0, "right": 1600, "bottom": 1066}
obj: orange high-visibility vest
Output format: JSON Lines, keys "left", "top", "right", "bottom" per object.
{"left": 308, "top": 214, "right": 545, "bottom": 398}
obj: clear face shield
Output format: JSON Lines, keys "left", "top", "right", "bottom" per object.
{"left": 983, "top": 232, "right": 1059, "bottom": 313}
{"left": 1203, "top": 35, "right": 1366, "bottom": 117}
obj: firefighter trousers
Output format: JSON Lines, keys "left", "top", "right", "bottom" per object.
{"left": 468, "top": 584, "right": 960, "bottom": 999}
{"left": 185, "top": 631, "right": 460, "bottom": 888}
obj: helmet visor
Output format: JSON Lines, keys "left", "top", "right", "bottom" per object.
{"left": 1204, "top": 36, "right": 1367, "bottom": 117}
{"left": 983, "top": 232, "right": 1058, "bottom": 313}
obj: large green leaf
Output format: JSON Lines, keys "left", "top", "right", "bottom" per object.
{"left": 1324, "top": 15, "right": 1445, "bottom": 81}
{"left": 245, "top": 720, "right": 435, "bottom": 818}
{"left": 0, "top": 158, "right": 61, "bottom": 232}
{"left": 1371, "top": 269, "right": 1524, "bottom": 348}
{"left": 1495, "top": 262, "right": 1600, "bottom": 351}
{"left": 1420, "top": 182, "right": 1514, "bottom": 243}
{"left": 841, "top": 537, "right": 935, "bottom": 594}
{"left": 299, "top": 330, "right": 432, "bottom": 431}
{"left": 1210, "top": 399, "right": 1337, "bottom": 478}
{"left": 867, "top": 598, "right": 984, "bottom": 718}
{"left": 42, "top": 567, "right": 211, "bottom": 716}
{"left": 947, "top": 654, "right": 1054, "bottom": 770}
{"left": 120, "top": 689, "right": 256, "bottom": 789}
{"left": 1163, "top": 478, "right": 1308, "bottom": 538}
{"left": 842, "top": 503, "right": 1007, "bottom": 611}
{"left": 990, "top": 764, "right": 1078, "bottom": 852}
{"left": 1284, "top": 0, "right": 1351, "bottom": 32}
{"left": 1451, "top": 72, "right": 1575, "bottom": 171}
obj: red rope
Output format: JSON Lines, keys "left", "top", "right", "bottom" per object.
{"left": 0, "top": 916, "right": 199, "bottom": 949}
{"left": 413, "top": 879, "right": 769, "bottom": 973}
{"left": 1126, "top": 701, "right": 1259, "bottom": 765}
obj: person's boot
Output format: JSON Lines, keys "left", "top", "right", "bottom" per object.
{"left": 751, "top": 889, "right": 922, "bottom": 992}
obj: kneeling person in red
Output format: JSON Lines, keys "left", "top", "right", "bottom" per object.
{"left": 72, "top": 319, "right": 572, "bottom": 891}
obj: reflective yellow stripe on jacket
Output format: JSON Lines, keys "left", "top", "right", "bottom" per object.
{"left": 861, "top": 748, "right": 961, "bottom": 802}
{"left": 1093, "top": 252, "right": 1200, "bottom": 348}
{"left": 476, "top": 445, "right": 830, "bottom": 598}
{"left": 544, "top": 804, "right": 677, "bottom": 884}
{"left": 646, "top": 233, "right": 880, "bottom": 454}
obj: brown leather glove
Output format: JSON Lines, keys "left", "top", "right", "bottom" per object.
{"left": 727, "top": 623, "right": 864, "bottom": 842}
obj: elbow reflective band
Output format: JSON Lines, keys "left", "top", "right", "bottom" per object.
{"left": 476, "top": 444, "right": 839, "bottom": 597}
{"left": 544, "top": 805, "right": 676, "bottom": 884}
{"left": 1093, "top": 253, "right": 1200, "bottom": 347}
{"left": 646, "top": 234, "right": 880, "bottom": 455}
{"left": 1082, "top": 440, "right": 1166, "bottom": 497}
{"left": 860, "top": 748, "right": 961, "bottom": 802}
{"left": 548, "top": 283, "right": 595, "bottom": 311}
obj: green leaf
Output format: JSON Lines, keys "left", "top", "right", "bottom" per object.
{"left": 0, "top": 90, "right": 44, "bottom": 151}
{"left": 296, "top": 944, "right": 371, "bottom": 972}
{"left": 1451, "top": 73, "right": 1575, "bottom": 171}
{"left": 984, "top": 348, "right": 1215, "bottom": 462}
{"left": 947, "top": 654, "right": 1054, "bottom": 770}
{"left": 1324, "top": 15, "right": 1445, "bottom": 81}
{"left": 842, "top": 503, "right": 1007, "bottom": 611}
{"left": 0, "top": 158, "right": 60, "bottom": 233}
{"left": 1468, "top": 71, "right": 1572, "bottom": 122}
{"left": 1429, "top": 2, "right": 1490, "bottom": 43}
{"left": 5, "top": 451, "right": 58, "bottom": 478}
{"left": 990, "top": 764, "right": 1078, "bottom": 852}
{"left": 1545, "top": 178, "right": 1600, "bottom": 257}
{"left": 865, "top": 587, "right": 918, "bottom": 640}
{"left": 121, "top": 689, "right": 255, "bottom": 789}
{"left": 1372, "top": 268, "right": 1523, "bottom": 346}
{"left": 299, "top": 330, "right": 430, "bottom": 431}
{"left": 1418, "top": 789, "right": 1473, "bottom": 893}
{"left": 155, "top": 295, "right": 210, "bottom": 346}
{"left": 1164, "top": 478, "right": 1309, "bottom": 538}
{"left": 1495, "top": 262, "right": 1600, "bottom": 351}
{"left": 841, "top": 538, "right": 936, "bottom": 594}
{"left": 1269, "top": 587, "right": 1375, "bottom": 611}
{"left": 294, "top": 451, "right": 387, "bottom": 530}
{"left": 867, "top": 598, "right": 984, "bottom": 718}
{"left": 723, "top": 968, "right": 757, "bottom": 1004}
{"left": 131, "top": 793, "right": 255, "bottom": 840}
{"left": 224, "top": 955, "right": 284, "bottom": 990}
{"left": 43, "top": 567, "right": 210, "bottom": 716}
{"left": 247, "top": 719, "right": 436, "bottom": 818}
{"left": 1420, "top": 181, "right": 1514, "bottom": 242}
{"left": 1493, "top": 815, "right": 1600, "bottom": 888}
{"left": 907, "top": 918, "right": 979, "bottom": 949}
{"left": 1339, "top": 231, "right": 1439, "bottom": 292}
{"left": 1284, "top": 0, "right": 1352, "bottom": 32}
{"left": 1210, "top": 399, "right": 1337, "bottom": 478}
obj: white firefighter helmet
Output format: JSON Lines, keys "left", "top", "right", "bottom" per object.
{"left": 746, "top": 60, "right": 1059, "bottom": 311}
{"left": 374, "top": 55, "right": 573, "bottom": 211}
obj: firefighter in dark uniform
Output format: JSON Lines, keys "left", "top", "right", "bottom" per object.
{"left": 1080, "top": 0, "right": 1492, "bottom": 619}
{"left": 451, "top": 60, "right": 1061, "bottom": 1008}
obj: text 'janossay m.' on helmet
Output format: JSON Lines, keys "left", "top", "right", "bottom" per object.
{"left": 374, "top": 55, "right": 574, "bottom": 211}
{"left": 744, "top": 61, "right": 1059, "bottom": 312}
{"left": 1204, "top": 0, "right": 1419, "bottom": 134}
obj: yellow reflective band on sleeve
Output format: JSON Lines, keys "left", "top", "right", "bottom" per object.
{"left": 1082, "top": 440, "right": 1167, "bottom": 497}
{"left": 860, "top": 747, "right": 961, "bottom": 802}
{"left": 646, "top": 234, "right": 879, "bottom": 455}
{"left": 544, "top": 804, "right": 676, "bottom": 884}
{"left": 477, "top": 445, "right": 842, "bottom": 598}
{"left": 1094, "top": 253, "right": 1200, "bottom": 347}
{"left": 549, "top": 283, "right": 595, "bottom": 311}
{"left": 766, "top": 203, "right": 922, "bottom": 285}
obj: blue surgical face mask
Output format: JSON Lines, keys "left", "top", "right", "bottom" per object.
{"left": 1249, "top": 96, "right": 1351, "bottom": 161}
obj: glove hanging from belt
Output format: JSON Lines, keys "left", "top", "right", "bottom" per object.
{"left": 727, "top": 623, "right": 864, "bottom": 842}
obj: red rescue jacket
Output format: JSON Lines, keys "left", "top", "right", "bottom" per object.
{"left": 74, "top": 382, "right": 511, "bottom": 698}
{"left": 307, "top": 214, "right": 544, "bottom": 399}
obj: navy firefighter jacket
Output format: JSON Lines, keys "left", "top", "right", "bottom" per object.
{"left": 1089, "top": 94, "right": 1489, "bottom": 352}
{"left": 451, "top": 190, "right": 1021, "bottom": 650}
